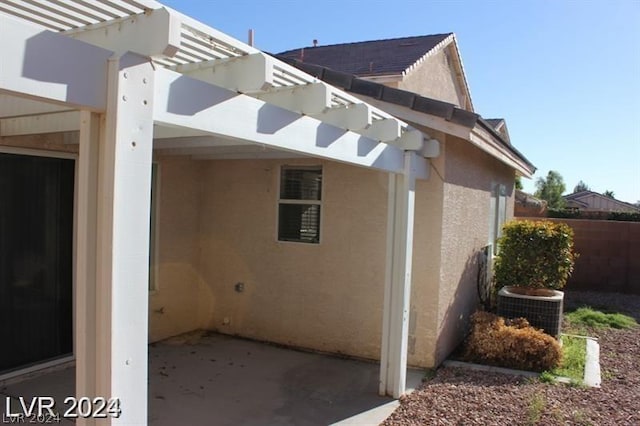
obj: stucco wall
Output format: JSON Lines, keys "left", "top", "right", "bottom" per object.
{"left": 148, "top": 156, "right": 211, "bottom": 342}
{"left": 197, "top": 158, "right": 391, "bottom": 361}
{"left": 409, "top": 153, "right": 445, "bottom": 367}
{"left": 397, "top": 47, "right": 465, "bottom": 107}
{"left": 433, "top": 135, "right": 515, "bottom": 364}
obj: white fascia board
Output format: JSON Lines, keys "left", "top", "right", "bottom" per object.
{"left": 0, "top": 14, "right": 111, "bottom": 111}
{"left": 361, "top": 96, "right": 471, "bottom": 140}
{"left": 152, "top": 68, "right": 419, "bottom": 176}
{"left": 0, "top": 110, "right": 80, "bottom": 136}
{"left": 470, "top": 126, "right": 534, "bottom": 178}
{"left": 361, "top": 75, "right": 403, "bottom": 84}
{"left": 357, "top": 94, "right": 533, "bottom": 176}
{"left": 64, "top": 7, "right": 181, "bottom": 58}
{"left": 175, "top": 53, "right": 274, "bottom": 93}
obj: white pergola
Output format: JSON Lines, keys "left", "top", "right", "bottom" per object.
{"left": 0, "top": 1, "right": 437, "bottom": 423}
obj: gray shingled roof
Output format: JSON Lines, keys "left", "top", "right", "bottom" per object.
{"left": 278, "top": 34, "right": 452, "bottom": 77}
{"left": 276, "top": 56, "right": 535, "bottom": 173}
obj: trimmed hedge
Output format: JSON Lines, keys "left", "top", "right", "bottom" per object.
{"left": 463, "top": 311, "right": 562, "bottom": 372}
{"left": 494, "top": 220, "right": 577, "bottom": 290}
{"left": 548, "top": 208, "right": 640, "bottom": 222}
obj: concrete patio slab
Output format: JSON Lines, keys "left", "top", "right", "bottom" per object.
{"left": 1, "top": 333, "right": 424, "bottom": 425}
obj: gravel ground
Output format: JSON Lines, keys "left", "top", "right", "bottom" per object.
{"left": 382, "top": 291, "right": 640, "bottom": 426}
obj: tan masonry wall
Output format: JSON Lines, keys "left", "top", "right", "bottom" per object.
{"left": 517, "top": 218, "right": 640, "bottom": 295}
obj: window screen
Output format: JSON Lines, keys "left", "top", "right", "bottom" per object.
{"left": 278, "top": 167, "right": 322, "bottom": 243}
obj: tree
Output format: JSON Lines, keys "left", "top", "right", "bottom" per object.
{"left": 573, "top": 180, "right": 590, "bottom": 193}
{"left": 534, "top": 170, "right": 566, "bottom": 209}
{"left": 515, "top": 176, "right": 523, "bottom": 191}
{"left": 603, "top": 190, "right": 615, "bottom": 199}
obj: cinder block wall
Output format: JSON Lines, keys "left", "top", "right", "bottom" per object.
{"left": 518, "top": 218, "right": 640, "bottom": 295}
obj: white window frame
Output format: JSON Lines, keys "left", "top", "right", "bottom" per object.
{"left": 277, "top": 165, "right": 323, "bottom": 244}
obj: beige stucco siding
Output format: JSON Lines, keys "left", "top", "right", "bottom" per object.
{"left": 197, "top": 159, "right": 390, "bottom": 360}
{"left": 433, "top": 135, "right": 515, "bottom": 364}
{"left": 148, "top": 156, "right": 211, "bottom": 342}
{"left": 408, "top": 153, "right": 445, "bottom": 367}
{"left": 397, "top": 48, "right": 465, "bottom": 107}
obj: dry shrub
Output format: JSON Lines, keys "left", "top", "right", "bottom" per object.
{"left": 463, "top": 311, "right": 562, "bottom": 372}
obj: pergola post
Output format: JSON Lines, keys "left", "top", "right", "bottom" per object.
{"left": 94, "top": 53, "right": 155, "bottom": 425}
{"left": 75, "top": 111, "right": 101, "bottom": 426}
{"left": 380, "top": 152, "right": 417, "bottom": 398}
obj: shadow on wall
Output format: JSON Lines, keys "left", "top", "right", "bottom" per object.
{"left": 434, "top": 248, "right": 484, "bottom": 365}
{"left": 22, "top": 30, "right": 111, "bottom": 107}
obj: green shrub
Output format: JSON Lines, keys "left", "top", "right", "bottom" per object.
{"left": 547, "top": 209, "right": 640, "bottom": 222}
{"left": 547, "top": 208, "right": 581, "bottom": 219}
{"left": 494, "top": 220, "right": 577, "bottom": 290}
{"left": 608, "top": 211, "right": 640, "bottom": 222}
{"left": 566, "top": 307, "right": 638, "bottom": 329}
{"left": 463, "top": 311, "right": 562, "bottom": 372}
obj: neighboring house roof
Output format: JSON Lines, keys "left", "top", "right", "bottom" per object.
{"left": 278, "top": 33, "right": 474, "bottom": 112}
{"left": 278, "top": 34, "right": 452, "bottom": 77}
{"left": 563, "top": 191, "right": 640, "bottom": 212}
{"left": 277, "top": 56, "right": 536, "bottom": 177}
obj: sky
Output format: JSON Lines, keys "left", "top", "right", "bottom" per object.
{"left": 162, "top": 0, "right": 640, "bottom": 204}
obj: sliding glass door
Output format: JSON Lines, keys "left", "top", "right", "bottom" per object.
{"left": 0, "top": 152, "right": 74, "bottom": 373}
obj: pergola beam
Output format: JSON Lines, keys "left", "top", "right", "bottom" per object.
{"left": 311, "top": 102, "right": 371, "bottom": 132}
{"left": 175, "top": 53, "right": 275, "bottom": 93}
{"left": 64, "top": 7, "right": 181, "bottom": 58}
{"left": 256, "top": 82, "right": 331, "bottom": 115}
{"left": 0, "top": 14, "right": 111, "bottom": 111}
{"left": 153, "top": 68, "right": 424, "bottom": 177}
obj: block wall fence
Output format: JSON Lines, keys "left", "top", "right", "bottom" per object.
{"left": 516, "top": 218, "right": 640, "bottom": 295}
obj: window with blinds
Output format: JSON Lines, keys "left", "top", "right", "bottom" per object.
{"left": 278, "top": 166, "right": 322, "bottom": 243}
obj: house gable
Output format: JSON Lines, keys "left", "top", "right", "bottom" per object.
{"left": 397, "top": 45, "right": 469, "bottom": 110}
{"left": 278, "top": 34, "right": 474, "bottom": 111}
{"left": 564, "top": 191, "right": 640, "bottom": 212}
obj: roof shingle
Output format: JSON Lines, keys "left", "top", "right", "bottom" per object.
{"left": 278, "top": 34, "right": 452, "bottom": 77}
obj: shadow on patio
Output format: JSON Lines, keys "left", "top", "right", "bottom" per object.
{"left": 1, "top": 333, "right": 424, "bottom": 425}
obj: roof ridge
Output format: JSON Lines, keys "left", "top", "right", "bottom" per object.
{"left": 278, "top": 33, "right": 453, "bottom": 54}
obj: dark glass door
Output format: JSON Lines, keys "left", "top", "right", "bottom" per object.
{"left": 0, "top": 152, "right": 74, "bottom": 373}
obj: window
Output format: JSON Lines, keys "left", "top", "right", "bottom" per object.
{"left": 488, "top": 183, "right": 507, "bottom": 254}
{"left": 278, "top": 166, "right": 322, "bottom": 243}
